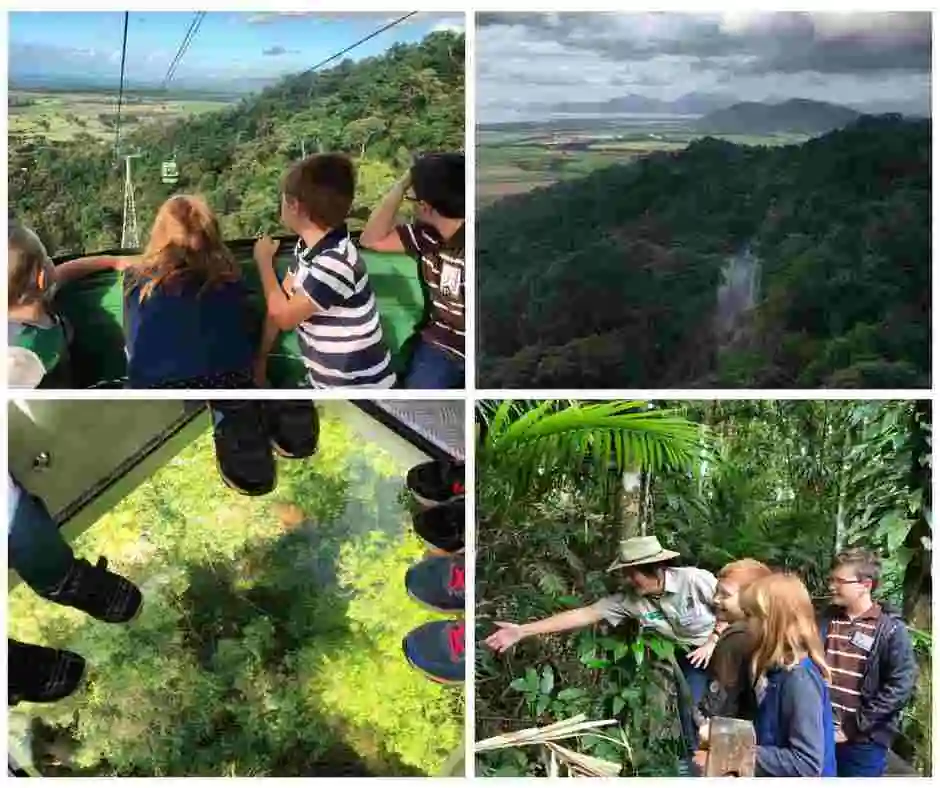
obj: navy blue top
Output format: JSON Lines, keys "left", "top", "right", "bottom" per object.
{"left": 754, "top": 656, "right": 837, "bottom": 777}
{"left": 124, "top": 277, "right": 254, "bottom": 387}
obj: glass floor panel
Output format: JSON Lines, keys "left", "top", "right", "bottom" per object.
{"left": 9, "top": 401, "right": 464, "bottom": 776}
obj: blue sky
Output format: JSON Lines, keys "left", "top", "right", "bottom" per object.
{"left": 10, "top": 11, "right": 463, "bottom": 87}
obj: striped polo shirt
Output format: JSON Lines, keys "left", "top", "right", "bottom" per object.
{"left": 288, "top": 226, "right": 395, "bottom": 388}
{"left": 396, "top": 222, "right": 465, "bottom": 360}
{"left": 823, "top": 604, "right": 881, "bottom": 727}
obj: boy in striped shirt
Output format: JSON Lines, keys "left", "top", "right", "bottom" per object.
{"left": 821, "top": 549, "right": 916, "bottom": 776}
{"left": 254, "top": 154, "right": 395, "bottom": 388}
{"left": 360, "top": 152, "right": 465, "bottom": 389}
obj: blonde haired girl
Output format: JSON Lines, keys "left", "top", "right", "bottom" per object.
{"left": 8, "top": 223, "right": 123, "bottom": 387}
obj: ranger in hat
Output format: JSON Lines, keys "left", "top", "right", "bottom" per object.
{"left": 484, "top": 535, "right": 719, "bottom": 757}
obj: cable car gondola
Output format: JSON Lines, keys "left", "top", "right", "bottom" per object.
{"left": 160, "top": 159, "right": 179, "bottom": 185}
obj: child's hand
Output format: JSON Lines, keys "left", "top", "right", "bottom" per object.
{"left": 254, "top": 236, "right": 280, "bottom": 265}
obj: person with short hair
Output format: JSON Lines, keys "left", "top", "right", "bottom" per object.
{"left": 254, "top": 153, "right": 395, "bottom": 388}
{"left": 484, "top": 535, "right": 720, "bottom": 761}
{"left": 360, "top": 152, "right": 465, "bottom": 389}
{"left": 737, "top": 573, "right": 837, "bottom": 777}
{"left": 822, "top": 548, "right": 916, "bottom": 776}
{"left": 8, "top": 223, "right": 124, "bottom": 388}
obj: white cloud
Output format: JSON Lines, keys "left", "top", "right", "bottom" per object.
{"left": 476, "top": 12, "right": 930, "bottom": 122}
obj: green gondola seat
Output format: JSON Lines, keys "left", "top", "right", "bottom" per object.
{"left": 51, "top": 234, "right": 424, "bottom": 388}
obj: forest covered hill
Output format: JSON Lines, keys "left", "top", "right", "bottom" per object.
{"left": 9, "top": 32, "right": 464, "bottom": 256}
{"left": 697, "top": 99, "right": 860, "bottom": 134}
{"left": 478, "top": 115, "right": 930, "bottom": 389}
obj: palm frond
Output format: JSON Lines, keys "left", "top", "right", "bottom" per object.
{"left": 478, "top": 401, "right": 705, "bottom": 507}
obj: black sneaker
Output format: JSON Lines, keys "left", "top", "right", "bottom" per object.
{"left": 402, "top": 620, "right": 465, "bottom": 685}
{"left": 264, "top": 400, "right": 319, "bottom": 459}
{"left": 407, "top": 460, "right": 465, "bottom": 508}
{"left": 9, "top": 640, "right": 86, "bottom": 706}
{"left": 210, "top": 400, "right": 276, "bottom": 495}
{"left": 44, "top": 557, "right": 143, "bottom": 624}
{"left": 413, "top": 498, "right": 465, "bottom": 553}
{"left": 405, "top": 554, "right": 465, "bottom": 614}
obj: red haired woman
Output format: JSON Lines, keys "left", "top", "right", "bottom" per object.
{"left": 740, "top": 573, "right": 837, "bottom": 777}
{"left": 123, "top": 195, "right": 254, "bottom": 388}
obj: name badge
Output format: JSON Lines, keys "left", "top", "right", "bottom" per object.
{"left": 440, "top": 262, "right": 462, "bottom": 297}
{"left": 850, "top": 631, "right": 875, "bottom": 652}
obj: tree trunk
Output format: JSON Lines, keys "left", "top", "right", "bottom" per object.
{"left": 640, "top": 471, "right": 654, "bottom": 537}
{"left": 617, "top": 470, "right": 643, "bottom": 539}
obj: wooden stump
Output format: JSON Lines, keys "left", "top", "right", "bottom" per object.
{"left": 705, "top": 717, "right": 755, "bottom": 777}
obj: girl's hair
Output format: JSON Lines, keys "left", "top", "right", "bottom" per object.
{"left": 718, "top": 558, "right": 772, "bottom": 589}
{"left": 129, "top": 195, "right": 239, "bottom": 301}
{"left": 9, "top": 223, "right": 54, "bottom": 306}
{"left": 740, "top": 572, "right": 830, "bottom": 682}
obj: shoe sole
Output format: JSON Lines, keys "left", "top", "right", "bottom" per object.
{"left": 270, "top": 441, "right": 318, "bottom": 461}
{"left": 124, "top": 598, "right": 144, "bottom": 624}
{"left": 411, "top": 491, "right": 465, "bottom": 510}
{"left": 405, "top": 586, "right": 465, "bottom": 615}
{"left": 402, "top": 646, "right": 463, "bottom": 686}
{"left": 216, "top": 452, "right": 276, "bottom": 497}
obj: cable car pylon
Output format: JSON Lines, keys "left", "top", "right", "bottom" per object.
{"left": 121, "top": 153, "right": 142, "bottom": 249}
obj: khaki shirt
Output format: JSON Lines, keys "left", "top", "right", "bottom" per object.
{"left": 591, "top": 566, "right": 718, "bottom": 647}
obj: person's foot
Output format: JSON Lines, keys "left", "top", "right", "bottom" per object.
{"left": 264, "top": 400, "right": 320, "bottom": 459}
{"left": 405, "top": 554, "right": 465, "bottom": 614}
{"left": 413, "top": 498, "right": 465, "bottom": 553}
{"left": 44, "top": 557, "right": 143, "bottom": 624}
{"left": 211, "top": 400, "right": 276, "bottom": 495}
{"left": 8, "top": 640, "right": 86, "bottom": 706}
{"left": 407, "top": 460, "right": 465, "bottom": 508}
{"left": 402, "top": 620, "right": 465, "bottom": 685}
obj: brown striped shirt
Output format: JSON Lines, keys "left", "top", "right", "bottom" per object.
{"left": 824, "top": 604, "right": 881, "bottom": 726}
{"left": 396, "top": 222, "right": 465, "bottom": 360}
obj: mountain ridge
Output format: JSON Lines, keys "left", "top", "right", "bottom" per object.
{"left": 696, "top": 98, "right": 861, "bottom": 134}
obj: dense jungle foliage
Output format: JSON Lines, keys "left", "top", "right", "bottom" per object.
{"left": 478, "top": 116, "right": 929, "bottom": 389}
{"left": 475, "top": 400, "right": 931, "bottom": 776}
{"left": 9, "top": 32, "right": 464, "bottom": 256}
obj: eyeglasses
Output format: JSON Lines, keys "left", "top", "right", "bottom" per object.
{"left": 829, "top": 576, "right": 862, "bottom": 586}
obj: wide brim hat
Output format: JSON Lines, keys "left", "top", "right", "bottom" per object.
{"left": 607, "top": 535, "right": 680, "bottom": 573}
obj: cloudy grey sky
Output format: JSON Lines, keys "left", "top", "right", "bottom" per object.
{"left": 476, "top": 12, "right": 931, "bottom": 121}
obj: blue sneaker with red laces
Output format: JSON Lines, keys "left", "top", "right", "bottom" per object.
{"left": 405, "top": 554, "right": 465, "bottom": 614}
{"left": 402, "top": 619, "right": 465, "bottom": 685}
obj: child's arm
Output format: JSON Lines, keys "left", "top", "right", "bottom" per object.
{"left": 360, "top": 173, "right": 410, "bottom": 253}
{"left": 53, "top": 256, "right": 130, "bottom": 285}
{"left": 253, "top": 238, "right": 318, "bottom": 331}
{"left": 254, "top": 314, "right": 281, "bottom": 386}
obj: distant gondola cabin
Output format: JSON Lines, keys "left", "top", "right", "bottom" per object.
{"left": 161, "top": 160, "right": 179, "bottom": 185}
